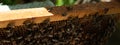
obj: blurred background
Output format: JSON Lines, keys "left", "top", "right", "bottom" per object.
{"left": 0, "top": 0, "right": 115, "bottom": 6}
{"left": 0, "top": 0, "right": 120, "bottom": 45}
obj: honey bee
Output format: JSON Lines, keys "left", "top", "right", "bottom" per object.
{"left": 6, "top": 22, "right": 15, "bottom": 30}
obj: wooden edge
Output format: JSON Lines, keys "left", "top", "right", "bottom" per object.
{"left": 0, "top": 15, "right": 68, "bottom": 28}
{"left": 0, "top": 2, "right": 120, "bottom": 28}
{"left": 0, "top": 7, "right": 53, "bottom": 21}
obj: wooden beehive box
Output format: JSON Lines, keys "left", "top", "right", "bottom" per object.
{"left": 0, "top": 2, "right": 120, "bottom": 45}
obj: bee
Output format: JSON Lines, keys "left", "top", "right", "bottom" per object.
{"left": 6, "top": 22, "right": 15, "bottom": 31}
{"left": 42, "top": 18, "right": 50, "bottom": 24}
{"left": 23, "top": 20, "right": 33, "bottom": 26}
{"left": 66, "top": 6, "right": 73, "bottom": 11}
{"left": 62, "top": 13, "right": 67, "bottom": 16}
{"left": 47, "top": 7, "right": 53, "bottom": 12}
{"left": 103, "top": 8, "right": 109, "bottom": 14}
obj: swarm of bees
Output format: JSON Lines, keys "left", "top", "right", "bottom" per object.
{"left": 0, "top": 1, "right": 119, "bottom": 45}
{"left": 0, "top": 13, "right": 116, "bottom": 45}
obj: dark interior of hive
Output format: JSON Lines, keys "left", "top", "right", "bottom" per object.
{"left": 0, "top": 3, "right": 119, "bottom": 45}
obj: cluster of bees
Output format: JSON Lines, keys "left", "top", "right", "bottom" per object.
{"left": 0, "top": 13, "right": 115, "bottom": 45}
{"left": 0, "top": 0, "right": 119, "bottom": 45}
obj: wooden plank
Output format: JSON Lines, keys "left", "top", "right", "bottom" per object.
{"left": 0, "top": 7, "right": 53, "bottom": 21}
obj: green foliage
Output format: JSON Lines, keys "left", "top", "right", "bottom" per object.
{"left": 1, "top": 0, "right": 16, "bottom": 5}
{"left": 1, "top": 0, "right": 76, "bottom": 6}
{"left": 56, "top": 0, "right": 77, "bottom": 6}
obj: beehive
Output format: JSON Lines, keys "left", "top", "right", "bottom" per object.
{"left": 0, "top": 2, "right": 120, "bottom": 45}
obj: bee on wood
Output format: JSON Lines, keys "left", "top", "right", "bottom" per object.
{"left": 6, "top": 22, "right": 15, "bottom": 30}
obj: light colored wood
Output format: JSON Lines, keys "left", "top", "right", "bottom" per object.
{"left": 0, "top": 7, "right": 53, "bottom": 21}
